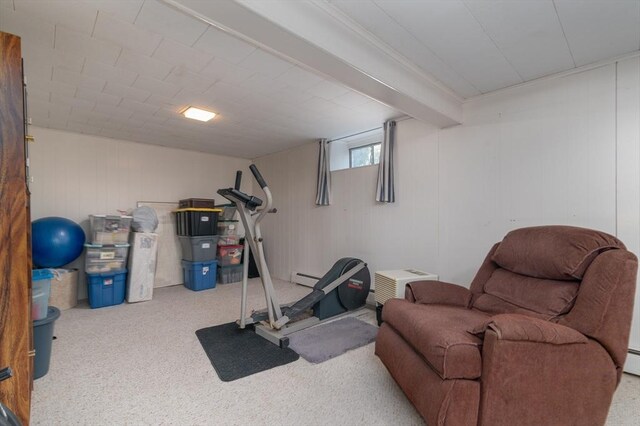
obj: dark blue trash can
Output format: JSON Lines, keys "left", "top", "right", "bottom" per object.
{"left": 33, "top": 306, "right": 60, "bottom": 379}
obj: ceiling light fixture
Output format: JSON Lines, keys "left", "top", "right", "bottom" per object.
{"left": 181, "top": 106, "right": 216, "bottom": 122}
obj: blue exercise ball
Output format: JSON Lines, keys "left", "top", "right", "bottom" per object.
{"left": 32, "top": 217, "right": 85, "bottom": 268}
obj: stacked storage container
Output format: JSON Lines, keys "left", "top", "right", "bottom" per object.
{"left": 176, "top": 199, "right": 220, "bottom": 291}
{"left": 217, "top": 209, "right": 244, "bottom": 284}
{"left": 32, "top": 269, "right": 54, "bottom": 320}
{"left": 85, "top": 215, "right": 132, "bottom": 308}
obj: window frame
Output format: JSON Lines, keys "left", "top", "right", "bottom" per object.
{"left": 349, "top": 142, "right": 381, "bottom": 169}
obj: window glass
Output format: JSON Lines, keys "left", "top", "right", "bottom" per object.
{"left": 349, "top": 143, "right": 381, "bottom": 168}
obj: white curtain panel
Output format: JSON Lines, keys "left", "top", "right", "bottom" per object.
{"left": 315, "top": 139, "right": 331, "bottom": 206}
{"left": 376, "top": 120, "right": 396, "bottom": 203}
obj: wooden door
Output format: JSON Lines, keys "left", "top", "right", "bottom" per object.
{"left": 0, "top": 31, "right": 33, "bottom": 424}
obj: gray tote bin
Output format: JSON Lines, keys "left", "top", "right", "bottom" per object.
{"left": 179, "top": 235, "right": 218, "bottom": 262}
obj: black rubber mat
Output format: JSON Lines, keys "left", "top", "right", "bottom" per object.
{"left": 196, "top": 322, "right": 299, "bottom": 382}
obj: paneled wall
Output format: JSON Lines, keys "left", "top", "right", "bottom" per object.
{"left": 617, "top": 57, "right": 640, "bottom": 372}
{"left": 439, "top": 64, "right": 616, "bottom": 283}
{"left": 255, "top": 119, "right": 439, "bottom": 283}
{"left": 29, "top": 127, "right": 251, "bottom": 220}
{"left": 255, "top": 63, "right": 617, "bottom": 283}
{"left": 254, "top": 60, "right": 640, "bottom": 371}
{"left": 29, "top": 126, "right": 251, "bottom": 298}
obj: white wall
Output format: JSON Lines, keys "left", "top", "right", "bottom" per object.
{"left": 329, "top": 140, "right": 350, "bottom": 171}
{"left": 617, "top": 57, "right": 640, "bottom": 372}
{"left": 255, "top": 63, "right": 617, "bottom": 283}
{"left": 254, "top": 59, "right": 640, "bottom": 370}
{"left": 29, "top": 127, "right": 251, "bottom": 298}
{"left": 255, "top": 120, "right": 439, "bottom": 282}
{"left": 439, "top": 63, "right": 616, "bottom": 283}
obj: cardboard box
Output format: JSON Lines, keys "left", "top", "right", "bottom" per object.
{"left": 126, "top": 233, "right": 158, "bottom": 303}
{"left": 50, "top": 269, "right": 79, "bottom": 310}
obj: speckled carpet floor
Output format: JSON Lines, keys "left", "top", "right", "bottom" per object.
{"left": 31, "top": 279, "right": 640, "bottom": 425}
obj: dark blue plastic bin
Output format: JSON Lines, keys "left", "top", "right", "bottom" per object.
{"left": 33, "top": 306, "right": 60, "bottom": 379}
{"left": 182, "top": 260, "right": 217, "bottom": 291}
{"left": 87, "top": 270, "right": 127, "bottom": 308}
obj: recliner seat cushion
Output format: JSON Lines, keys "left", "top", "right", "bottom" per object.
{"left": 382, "top": 299, "right": 488, "bottom": 379}
{"left": 492, "top": 225, "right": 623, "bottom": 280}
{"left": 473, "top": 293, "right": 558, "bottom": 320}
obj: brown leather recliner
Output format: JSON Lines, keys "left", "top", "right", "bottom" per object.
{"left": 376, "top": 226, "right": 638, "bottom": 426}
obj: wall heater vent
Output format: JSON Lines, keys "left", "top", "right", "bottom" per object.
{"left": 374, "top": 269, "right": 438, "bottom": 305}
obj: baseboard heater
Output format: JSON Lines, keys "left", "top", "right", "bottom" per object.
{"left": 626, "top": 349, "right": 640, "bottom": 376}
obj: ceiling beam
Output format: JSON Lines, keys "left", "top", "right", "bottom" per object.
{"left": 167, "top": 0, "right": 463, "bottom": 128}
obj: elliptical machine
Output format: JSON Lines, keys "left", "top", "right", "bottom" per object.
{"left": 218, "top": 165, "right": 371, "bottom": 348}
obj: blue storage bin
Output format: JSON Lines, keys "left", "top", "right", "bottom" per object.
{"left": 87, "top": 270, "right": 127, "bottom": 308}
{"left": 182, "top": 260, "right": 217, "bottom": 291}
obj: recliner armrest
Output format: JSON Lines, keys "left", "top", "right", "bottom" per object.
{"left": 405, "top": 280, "right": 473, "bottom": 308}
{"left": 472, "top": 313, "right": 587, "bottom": 345}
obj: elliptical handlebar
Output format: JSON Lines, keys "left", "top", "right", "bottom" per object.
{"left": 218, "top": 165, "right": 272, "bottom": 214}
{"left": 234, "top": 170, "right": 242, "bottom": 190}
{"left": 249, "top": 164, "right": 268, "bottom": 189}
{"left": 252, "top": 166, "right": 272, "bottom": 224}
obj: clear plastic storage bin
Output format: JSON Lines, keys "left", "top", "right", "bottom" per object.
{"left": 84, "top": 244, "right": 130, "bottom": 273}
{"left": 217, "top": 244, "right": 243, "bottom": 266}
{"left": 217, "top": 220, "right": 238, "bottom": 236}
{"left": 85, "top": 244, "right": 129, "bottom": 260}
{"left": 217, "top": 265, "right": 243, "bottom": 284}
{"left": 215, "top": 204, "right": 237, "bottom": 220}
{"left": 85, "top": 259, "right": 128, "bottom": 274}
{"left": 217, "top": 234, "right": 240, "bottom": 246}
{"left": 89, "top": 215, "right": 132, "bottom": 244}
{"left": 32, "top": 269, "right": 53, "bottom": 320}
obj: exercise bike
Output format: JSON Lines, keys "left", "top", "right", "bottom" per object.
{"left": 217, "top": 165, "right": 371, "bottom": 348}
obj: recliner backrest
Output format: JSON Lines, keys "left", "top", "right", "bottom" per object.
{"left": 469, "top": 225, "right": 637, "bottom": 379}
{"left": 473, "top": 267, "right": 579, "bottom": 319}
{"left": 491, "top": 225, "right": 623, "bottom": 280}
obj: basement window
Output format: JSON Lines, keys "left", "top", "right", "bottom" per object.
{"left": 330, "top": 129, "right": 383, "bottom": 171}
{"left": 349, "top": 143, "right": 381, "bottom": 168}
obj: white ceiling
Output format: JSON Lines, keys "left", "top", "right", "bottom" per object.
{"left": 1, "top": 0, "right": 639, "bottom": 158}
{"left": 0, "top": 0, "right": 400, "bottom": 158}
{"left": 329, "top": 0, "right": 640, "bottom": 98}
